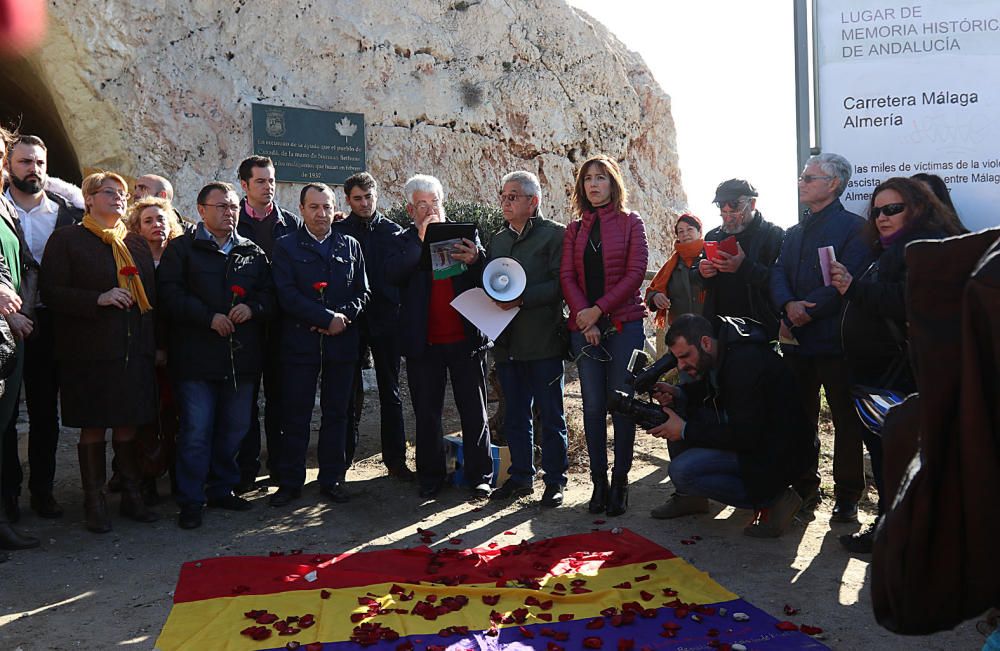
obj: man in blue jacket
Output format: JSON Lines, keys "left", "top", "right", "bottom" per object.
{"left": 333, "top": 172, "right": 411, "bottom": 480}
{"left": 386, "top": 175, "right": 493, "bottom": 499}
{"left": 269, "top": 184, "right": 369, "bottom": 506}
{"left": 770, "top": 153, "right": 872, "bottom": 523}
{"left": 158, "top": 182, "right": 276, "bottom": 529}
{"left": 233, "top": 156, "right": 303, "bottom": 493}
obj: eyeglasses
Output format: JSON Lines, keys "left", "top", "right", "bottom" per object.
{"left": 572, "top": 343, "right": 612, "bottom": 364}
{"left": 200, "top": 203, "right": 240, "bottom": 213}
{"left": 798, "top": 174, "right": 834, "bottom": 184}
{"left": 414, "top": 200, "right": 440, "bottom": 213}
{"left": 498, "top": 193, "right": 530, "bottom": 203}
{"left": 94, "top": 189, "right": 128, "bottom": 200}
{"left": 871, "top": 203, "right": 906, "bottom": 218}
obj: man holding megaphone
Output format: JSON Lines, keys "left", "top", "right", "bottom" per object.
{"left": 465, "top": 171, "right": 569, "bottom": 507}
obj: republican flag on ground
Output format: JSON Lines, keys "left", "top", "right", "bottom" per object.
{"left": 156, "top": 528, "right": 828, "bottom": 650}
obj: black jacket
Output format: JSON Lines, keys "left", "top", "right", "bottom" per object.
{"left": 236, "top": 199, "right": 302, "bottom": 259}
{"left": 840, "top": 227, "right": 948, "bottom": 391}
{"left": 678, "top": 317, "right": 816, "bottom": 504}
{"left": 385, "top": 225, "right": 487, "bottom": 359}
{"left": 271, "top": 227, "right": 370, "bottom": 364}
{"left": 332, "top": 211, "right": 403, "bottom": 337}
{"left": 702, "top": 212, "right": 784, "bottom": 338}
{"left": 157, "top": 228, "right": 276, "bottom": 382}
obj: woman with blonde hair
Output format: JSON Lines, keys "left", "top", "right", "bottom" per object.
{"left": 126, "top": 196, "right": 184, "bottom": 266}
{"left": 39, "top": 171, "right": 158, "bottom": 532}
{"left": 560, "top": 154, "right": 648, "bottom": 516}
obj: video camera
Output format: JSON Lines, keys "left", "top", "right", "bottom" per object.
{"left": 607, "top": 349, "right": 678, "bottom": 430}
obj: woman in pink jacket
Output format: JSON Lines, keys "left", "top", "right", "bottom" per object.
{"left": 561, "top": 154, "right": 649, "bottom": 516}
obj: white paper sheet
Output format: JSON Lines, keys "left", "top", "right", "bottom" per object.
{"left": 449, "top": 288, "right": 519, "bottom": 341}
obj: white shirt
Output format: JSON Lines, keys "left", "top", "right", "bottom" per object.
{"left": 306, "top": 227, "right": 332, "bottom": 244}
{"left": 4, "top": 189, "right": 59, "bottom": 264}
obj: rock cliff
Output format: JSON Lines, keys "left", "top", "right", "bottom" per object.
{"left": 35, "top": 0, "right": 685, "bottom": 262}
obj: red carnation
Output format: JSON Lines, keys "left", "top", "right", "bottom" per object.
{"left": 231, "top": 284, "right": 247, "bottom": 298}
{"left": 119, "top": 265, "right": 139, "bottom": 277}
{"left": 313, "top": 281, "right": 329, "bottom": 292}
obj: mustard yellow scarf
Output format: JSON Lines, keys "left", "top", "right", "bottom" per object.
{"left": 82, "top": 214, "right": 152, "bottom": 314}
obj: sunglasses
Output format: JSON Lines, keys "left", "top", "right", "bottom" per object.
{"left": 872, "top": 203, "right": 906, "bottom": 218}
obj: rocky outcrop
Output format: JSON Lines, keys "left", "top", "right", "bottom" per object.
{"left": 34, "top": 0, "right": 685, "bottom": 262}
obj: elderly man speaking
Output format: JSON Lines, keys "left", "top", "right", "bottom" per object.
{"left": 386, "top": 175, "right": 493, "bottom": 500}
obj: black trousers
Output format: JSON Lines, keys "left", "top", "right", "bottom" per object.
{"left": 784, "top": 352, "right": 866, "bottom": 502}
{"left": 22, "top": 308, "right": 60, "bottom": 496}
{"left": 345, "top": 333, "right": 406, "bottom": 470}
{"left": 237, "top": 325, "right": 283, "bottom": 480}
{"left": 406, "top": 342, "right": 492, "bottom": 489}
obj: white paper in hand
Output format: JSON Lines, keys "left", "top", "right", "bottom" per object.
{"left": 450, "top": 288, "right": 519, "bottom": 341}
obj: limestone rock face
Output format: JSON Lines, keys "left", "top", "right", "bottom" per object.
{"left": 37, "top": 0, "right": 684, "bottom": 262}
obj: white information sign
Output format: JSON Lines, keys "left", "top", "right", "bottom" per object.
{"left": 816, "top": 1, "right": 1000, "bottom": 230}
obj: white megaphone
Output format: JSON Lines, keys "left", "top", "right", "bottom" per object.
{"left": 482, "top": 257, "right": 527, "bottom": 302}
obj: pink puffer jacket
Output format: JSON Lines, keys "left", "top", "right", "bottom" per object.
{"left": 560, "top": 205, "right": 649, "bottom": 331}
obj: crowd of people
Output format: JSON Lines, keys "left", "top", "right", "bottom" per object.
{"left": 0, "top": 130, "right": 968, "bottom": 563}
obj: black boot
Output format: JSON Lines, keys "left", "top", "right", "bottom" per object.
{"left": 606, "top": 474, "right": 629, "bottom": 517}
{"left": 113, "top": 440, "right": 159, "bottom": 523}
{"left": 588, "top": 475, "right": 609, "bottom": 514}
{"left": 78, "top": 442, "right": 112, "bottom": 533}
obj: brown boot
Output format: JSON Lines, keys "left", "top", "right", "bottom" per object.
{"left": 113, "top": 440, "right": 159, "bottom": 523}
{"left": 78, "top": 442, "right": 112, "bottom": 533}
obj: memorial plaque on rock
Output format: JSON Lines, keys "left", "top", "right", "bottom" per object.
{"left": 251, "top": 103, "right": 366, "bottom": 185}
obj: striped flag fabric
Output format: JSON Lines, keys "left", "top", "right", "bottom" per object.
{"left": 156, "top": 528, "right": 828, "bottom": 650}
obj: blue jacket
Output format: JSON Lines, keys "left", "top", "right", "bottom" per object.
{"left": 385, "top": 225, "right": 487, "bottom": 359}
{"left": 332, "top": 211, "right": 403, "bottom": 338}
{"left": 271, "top": 227, "right": 370, "bottom": 364}
{"left": 770, "top": 199, "right": 872, "bottom": 355}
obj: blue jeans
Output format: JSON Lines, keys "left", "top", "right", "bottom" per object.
{"left": 175, "top": 379, "right": 254, "bottom": 507}
{"left": 669, "top": 447, "right": 767, "bottom": 510}
{"left": 495, "top": 357, "right": 568, "bottom": 487}
{"left": 570, "top": 319, "right": 645, "bottom": 480}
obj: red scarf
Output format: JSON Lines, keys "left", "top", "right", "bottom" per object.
{"left": 644, "top": 238, "right": 705, "bottom": 329}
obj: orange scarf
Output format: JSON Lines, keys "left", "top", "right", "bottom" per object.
{"left": 81, "top": 214, "right": 153, "bottom": 314}
{"left": 645, "top": 238, "right": 705, "bottom": 329}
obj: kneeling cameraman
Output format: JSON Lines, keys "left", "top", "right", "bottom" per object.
{"left": 648, "top": 314, "right": 815, "bottom": 537}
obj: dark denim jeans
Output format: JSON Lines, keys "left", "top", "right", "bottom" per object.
{"left": 175, "top": 379, "right": 254, "bottom": 507}
{"left": 668, "top": 447, "right": 757, "bottom": 509}
{"left": 570, "top": 319, "right": 645, "bottom": 480}
{"left": 495, "top": 357, "right": 568, "bottom": 487}
{"left": 279, "top": 360, "right": 354, "bottom": 489}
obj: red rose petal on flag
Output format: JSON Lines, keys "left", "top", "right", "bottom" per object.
{"left": 559, "top": 613, "right": 574, "bottom": 622}
{"left": 278, "top": 627, "right": 300, "bottom": 636}
{"left": 504, "top": 530, "right": 516, "bottom": 535}
{"left": 783, "top": 604, "right": 800, "bottom": 615}
{"left": 244, "top": 609, "right": 265, "bottom": 619}
{"left": 538, "top": 600, "right": 553, "bottom": 610}
{"left": 586, "top": 618, "right": 605, "bottom": 629}
{"left": 583, "top": 636, "right": 603, "bottom": 648}
{"left": 285, "top": 642, "right": 301, "bottom": 650}
{"left": 618, "top": 639, "right": 635, "bottom": 651}
{"left": 639, "top": 590, "right": 654, "bottom": 601}
{"left": 536, "top": 612, "right": 553, "bottom": 621}
{"left": 396, "top": 642, "right": 413, "bottom": 651}
{"left": 634, "top": 575, "right": 650, "bottom": 582}
{"left": 800, "top": 624, "right": 823, "bottom": 635}
{"left": 519, "top": 626, "right": 535, "bottom": 639}
{"left": 256, "top": 613, "right": 278, "bottom": 624}
{"left": 775, "top": 620, "right": 799, "bottom": 631}
{"left": 482, "top": 594, "right": 500, "bottom": 605}
{"left": 571, "top": 587, "right": 592, "bottom": 594}
{"left": 707, "top": 628, "right": 719, "bottom": 637}
{"left": 642, "top": 563, "right": 657, "bottom": 570}
{"left": 350, "top": 613, "right": 366, "bottom": 623}
{"left": 553, "top": 631, "right": 570, "bottom": 641}
{"left": 660, "top": 630, "right": 676, "bottom": 639}
{"left": 525, "top": 596, "right": 540, "bottom": 606}
{"left": 613, "top": 581, "right": 632, "bottom": 589}
{"left": 662, "top": 622, "right": 681, "bottom": 631}
{"left": 674, "top": 607, "right": 689, "bottom": 619}
{"left": 320, "top": 589, "right": 331, "bottom": 599}
{"left": 641, "top": 609, "right": 657, "bottom": 619}
{"left": 553, "top": 582, "right": 566, "bottom": 592}
{"left": 663, "top": 588, "right": 678, "bottom": 597}
{"left": 547, "top": 643, "right": 564, "bottom": 651}
{"left": 600, "top": 607, "right": 618, "bottom": 617}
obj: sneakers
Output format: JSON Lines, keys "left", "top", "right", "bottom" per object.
{"left": 490, "top": 480, "right": 533, "bottom": 501}
{"left": 650, "top": 494, "right": 710, "bottom": 520}
{"left": 207, "top": 494, "right": 253, "bottom": 511}
{"left": 839, "top": 520, "right": 877, "bottom": 554}
{"left": 540, "top": 484, "right": 564, "bottom": 508}
{"left": 743, "top": 487, "right": 803, "bottom": 538}
{"left": 470, "top": 483, "right": 492, "bottom": 499}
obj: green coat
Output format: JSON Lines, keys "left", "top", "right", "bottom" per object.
{"left": 487, "top": 216, "right": 566, "bottom": 362}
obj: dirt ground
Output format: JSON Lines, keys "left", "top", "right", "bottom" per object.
{"left": 0, "top": 359, "right": 987, "bottom": 650}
